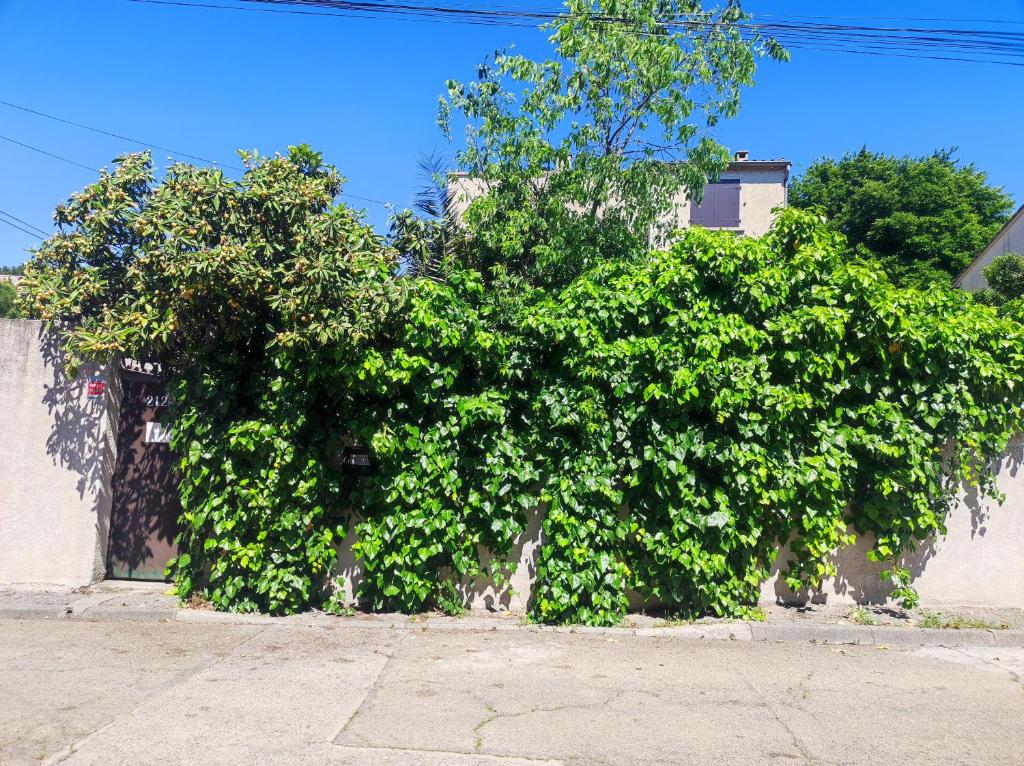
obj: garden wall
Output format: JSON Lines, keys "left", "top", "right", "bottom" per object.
{"left": 331, "top": 440, "right": 1024, "bottom": 611}
{"left": 761, "top": 437, "right": 1024, "bottom": 608}
{"left": 0, "top": 319, "right": 120, "bottom": 587}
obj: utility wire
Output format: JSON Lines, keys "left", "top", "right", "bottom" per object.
{"left": 126, "top": 0, "right": 1024, "bottom": 67}
{"left": 0, "top": 104, "right": 393, "bottom": 207}
{"left": 0, "top": 210, "right": 44, "bottom": 240}
{"left": 0, "top": 134, "right": 101, "bottom": 172}
{"left": 0, "top": 208, "right": 49, "bottom": 238}
{"left": 0, "top": 99, "right": 244, "bottom": 170}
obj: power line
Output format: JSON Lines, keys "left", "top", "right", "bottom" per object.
{"left": 0, "top": 104, "right": 393, "bottom": 207}
{"left": 127, "top": 0, "right": 1024, "bottom": 67}
{"left": 0, "top": 134, "right": 101, "bottom": 173}
{"left": 0, "top": 208, "right": 49, "bottom": 238}
{"left": 0, "top": 99, "right": 244, "bottom": 170}
{"left": 0, "top": 210, "right": 44, "bottom": 240}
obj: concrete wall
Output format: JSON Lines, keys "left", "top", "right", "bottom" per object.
{"left": 331, "top": 440, "right": 1024, "bottom": 611}
{"left": 761, "top": 438, "right": 1024, "bottom": 608}
{"left": 956, "top": 205, "right": 1024, "bottom": 291}
{"left": 0, "top": 319, "right": 120, "bottom": 587}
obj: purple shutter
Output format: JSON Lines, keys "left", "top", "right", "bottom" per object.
{"left": 690, "top": 181, "right": 741, "bottom": 228}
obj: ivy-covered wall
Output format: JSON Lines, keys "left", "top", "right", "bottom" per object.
{"left": 18, "top": 150, "right": 1024, "bottom": 625}
{"left": 327, "top": 445, "right": 1024, "bottom": 611}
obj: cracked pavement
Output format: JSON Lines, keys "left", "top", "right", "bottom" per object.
{"left": 1, "top": 615, "right": 1022, "bottom": 765}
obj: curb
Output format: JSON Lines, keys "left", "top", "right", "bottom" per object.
{"left": 1, "top": 602, "right": 1022, "bottom": 648}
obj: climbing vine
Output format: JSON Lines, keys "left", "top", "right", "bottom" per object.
{"left": 20, "top": 150, "right": 1024, "bottom": 624}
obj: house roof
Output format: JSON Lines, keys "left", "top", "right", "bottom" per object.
{"left": 953, "top": 202, "right": 1024, "bottom": 288}
{"left": 449, "top": 158, "right": 792, "bottom": 178}
{"left": 725, "top": 160, "right": 791, "bottom": 171}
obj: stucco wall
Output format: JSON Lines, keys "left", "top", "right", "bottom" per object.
{"left": 956, "top": 206, "right": 1024, "bottom": 291}
{"left": 447, "top": 162, "right": 790, "bottom": 244}
{"left": 664, "top": 165, "right": 789, "bottom": 239}
{"left": 0, "top": 319, "right": 120, "bottom": 587}
{"left": 331, "top": 441, "right": 1024, "bottom": 611}
{"left": 761, "top": 438, "right": 1024, "bottom": 608}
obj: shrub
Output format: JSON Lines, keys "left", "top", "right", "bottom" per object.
{"left": 22, "top": 155, "right": 1024, "bottom": 625}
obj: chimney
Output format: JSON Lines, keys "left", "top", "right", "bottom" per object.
{"left": 733, "top": 150, "right": 750, "bottom": 161}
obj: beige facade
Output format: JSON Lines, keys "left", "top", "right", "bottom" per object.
{"left": 0, "top": 320, "right": 120, "bottom": 587}
{"left": 447, "top": 154, "right": 791, "bottom": 242}
{"left": 954, "top": 204, "right": 1024, "bottom": 291}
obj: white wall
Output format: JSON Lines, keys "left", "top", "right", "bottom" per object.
{"left": 956, "top": 206, "right": 1024, "bottom": 291}
{"left": 0, "top": 320, "right": 120, "bottom": 587}
{"left": 761, "top": 438, "right": 1024, "bottom": 608}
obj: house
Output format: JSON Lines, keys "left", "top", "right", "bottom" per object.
{"left": 447, "top": 151, "right": 791, "bottom": 240}
{"left": 664, "top": 151, "right": 791, "bottom": 238}
{"left": 954, "top": 203, "right": 1024, "bottom": 291}
{"left": 0, "top": 274, "right": 22, "bottom": 285}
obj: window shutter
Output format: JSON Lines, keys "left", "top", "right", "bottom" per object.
{"left": 690, "top": 181, "right": 741, "bottom": 228}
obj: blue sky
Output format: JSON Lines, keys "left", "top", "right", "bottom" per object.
{"left": 1, "top": 0, "right": 1022, "bottom": 266}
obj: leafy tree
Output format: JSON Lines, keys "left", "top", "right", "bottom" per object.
{"left": 388, "top": 151, "right": 462, "bottom": 281}
{"left": 790, "top": 148, "right": 1015, "bottom": 288}
{"left": 0, "top": 280, "right": 17, "bottom": 318}
{"left": 978, "top": 252, "right": 1024, "bottom": 303}
{"left": 974, "top": 252, "right": 1024, "bottom": 318}
{"left": 0, "top": 263, "right": 25, "bottom": 275}
{"left": 439, "top": 0, "right": 787, "bottom": 288}
{"left": 522, "top": 208, "right": 1024, "bottom": 622}
{"left": 20, "top": 147, "right": 401, "bottom": 614}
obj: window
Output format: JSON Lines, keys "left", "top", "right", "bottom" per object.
{"left": 690, "top": 179, "right": 741, "bottom": 228}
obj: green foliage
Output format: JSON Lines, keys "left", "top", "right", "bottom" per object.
{"left": 976, "top": 253, "right": 1024, "bottom": 319}
{"left": 0, "top": 281, "right": 18, "bottom": 318}
{"left": 790, "top": 148, "right": 1015, "bottom": 289}
{"left": 982, "top": 253, "right": 1024, "bottom": 301}
{"left": 348, "top": 271, "right": 540, "bottom": 613}
{"left": 848, "top": 607, "right": 876, "bottom": 626}
{"left": 0, "top": 263, "right": 25, "bottom": 275}
{"left": 21, "top": 147, "right": 401, "bottom": 615}
{"left": 18, "top": 6, "right": 1024, "bottom": 626}
{"left": 441, "top": 0, "right": 787, "bottom": 289}
{"left": 509, "top": 208, "right": 1024, "bottom": 623}
{"left": 917, "top": 611, "right": 1008, "bottom": 630}
{"left": 21, "top": 148, "right": 1024, "bottom": 625}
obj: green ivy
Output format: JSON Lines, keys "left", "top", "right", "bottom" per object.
{"left": 517, "top": 208, "right": 1024, "bottom": 623}
{"left": 21, "top": 150, "right": 1024, "bottom": 625}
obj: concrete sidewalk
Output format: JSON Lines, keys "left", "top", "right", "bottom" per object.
{"left": 1, "top": 609, "right": 1022, "bottom": 765}
{"left": 2, "top": 582, "right": 1024, "bottom": 648}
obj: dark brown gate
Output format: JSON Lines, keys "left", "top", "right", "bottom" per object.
{"left": 106, "top": 363, "right": 180, "bottom": 581}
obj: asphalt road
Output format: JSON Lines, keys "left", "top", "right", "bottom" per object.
{"left": 1, "top": 616, "right": 1022, "bottom": 765}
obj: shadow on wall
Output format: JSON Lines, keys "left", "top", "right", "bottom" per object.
{"left": 105, "top": 374, "right": 180, "bottom": 580}
{"left": 962, "top": 436, "right": 1024, "bottom": 540}
{"left": 330, "top": 442, "right": 1024, "bottom": 612}
{"left": 331, "top": 505, "right": 546, "bottom": 612}
{"left": 768, "top": 438, "right": 1024, "bottom": 606}
{"left": 454, "top": 504, "right": 546, "bottom": 612}
{"left": 38, "top": 325, "right": 120, "bottom": 582}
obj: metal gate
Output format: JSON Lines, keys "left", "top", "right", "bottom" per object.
{"left": 106, "top": 362, "right": 180, "bottom": 581}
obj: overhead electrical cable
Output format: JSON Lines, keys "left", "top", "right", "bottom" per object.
{"left": 0, "top": 210, "right": 44, "bottom": 240}
{"left": 0, "top": 102, "right": 393, "bottom": 207}
{"left": 0, "top": 134, "right": 100, "bottom": 173}
{"left": 0, "top": 208, "right": 49, "bottom": 238}
{"left": 126, "top": 0, "right": 1024, "bottom": 67}
{"left": 0, "top": 99, "right": 244, "bottom": 170}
